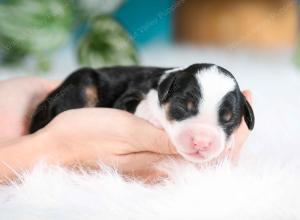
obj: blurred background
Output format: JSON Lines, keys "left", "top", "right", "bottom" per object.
{"left": 0, "top": 0, "right": 299, "bottom": 153}
{"left": 0, "top": 0, "right": 299, "bottom": 73}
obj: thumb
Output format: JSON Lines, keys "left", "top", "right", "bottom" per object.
{"left": 230, "top": 90, "right": 253, "bottom": 164}
{"left": 242, "top": 90, "right": 253, "bottom": 105}
{"left": 131, "top": 119, "right": 178, "bottom": 155}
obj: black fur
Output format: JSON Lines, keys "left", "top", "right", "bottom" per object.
{"left": 29, "top": 66, "right": 167, "bottom": 133}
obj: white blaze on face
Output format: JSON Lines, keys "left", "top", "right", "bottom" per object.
{"left": 196, "top": 66, "right": 236, "bottom": 122}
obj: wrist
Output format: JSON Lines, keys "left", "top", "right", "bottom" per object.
{"left": 35, "top": 129, "right": 76, "bottom": 166}
{"left": 0, "top": 132, "right": 61, "bottom": 182}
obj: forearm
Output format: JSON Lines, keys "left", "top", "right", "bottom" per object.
{"left": 0, "top": 131, "right": 66, "bottom": 184}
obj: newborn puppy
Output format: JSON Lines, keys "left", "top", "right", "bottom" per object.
{"left": 30, "top": 64, "right": 254, "bottom": 163}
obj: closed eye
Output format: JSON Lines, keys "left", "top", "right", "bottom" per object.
{"left": 168, "top": 97, "right": 198, "bottom": 121}
{"left": 220, "top": 108, "right": 233, "bottom": 122}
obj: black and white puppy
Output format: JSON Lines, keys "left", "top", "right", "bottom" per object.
{"left": 30, "top": 63, "right": 254, "bottom": 163}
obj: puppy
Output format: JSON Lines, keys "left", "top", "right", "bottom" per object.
{"left": 30, "top": 63, "right": 254, "bottom": 163}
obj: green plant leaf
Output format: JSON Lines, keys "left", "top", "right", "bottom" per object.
{"left": 77, "top": 16, "right": 139, "bottom": 68}
{"left": 0, "top": 0, "right": 74, "bottom": 66}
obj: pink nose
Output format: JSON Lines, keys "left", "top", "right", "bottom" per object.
{"left": 192, "top": 136, "right": 212, "bottom": 151}
{"left": 175, "top": 125, "right": 223, "bottom": 158}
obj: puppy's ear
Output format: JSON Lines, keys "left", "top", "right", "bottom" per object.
{"left": 242, "top": 94, "right": 255, "bottom": 130}
{"left": 158, "top": 74, "right": 177, "bottom": 103}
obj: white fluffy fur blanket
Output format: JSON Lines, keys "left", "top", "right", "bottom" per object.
{"left": 0, "top": 45, "right": 299, "bottom": 219}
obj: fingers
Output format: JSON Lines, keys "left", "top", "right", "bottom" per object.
{"left": 115, "top": 152, "right": 165, "bottom": 173}
{"left": 112, "top": 152, "right": 169, "bottom": 183}
{"left": 73, "top": 108, "right": 178, "bottom": 156}
{"left": 242, "top": 90, "right": 253, "bottom": 104}
{"left": 230, "top": 90, "right": 253, "bottom": 164}
{"left": 125, "top": 169, "right": 168, "bottom": 184}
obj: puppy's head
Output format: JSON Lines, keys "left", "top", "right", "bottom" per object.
{"left": 158, "top": 64, "right": 254, "bottom": 163}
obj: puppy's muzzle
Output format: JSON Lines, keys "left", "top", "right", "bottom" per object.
{"left": 174, "top": 124, "right": 225, "bottom": 161}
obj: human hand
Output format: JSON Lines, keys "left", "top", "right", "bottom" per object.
{"left": 0, "top": 77, "right": 59, "bottom": 140}
{"left": 229, "top": 90, "right": 253, "bottom": 164}
{"left": 40, "top": 108, "right": 178, "bottom": 181}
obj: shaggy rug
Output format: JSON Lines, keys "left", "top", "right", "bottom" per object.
{"left": 0, "top": 45, "right": 299, "bottom": 219}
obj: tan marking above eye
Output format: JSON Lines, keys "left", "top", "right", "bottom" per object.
{"left": 187, "top": 101, "right": 194, "bottom": 111}
{"left": 223, "top": 111, "right": 233, "bottom": 122}
{"left": 84, "top": 85, "right": 99, "bottom": 107}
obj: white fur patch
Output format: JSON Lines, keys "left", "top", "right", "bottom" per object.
{"left": 134, "top": 90, "right": 163, "bottom": 128}
{"left": 196, "top": 65, "right": 236, "bottom": 124}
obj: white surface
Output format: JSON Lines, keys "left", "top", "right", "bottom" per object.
{"left": 0, "top": 44, "right": 300, "bottom": 219}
